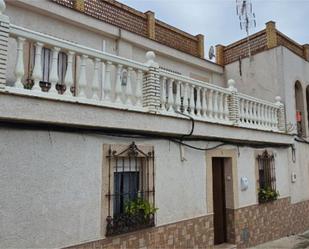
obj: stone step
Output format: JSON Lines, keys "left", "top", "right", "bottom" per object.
{"left": 214, "top": 243, "right": 237, "bottom": 249}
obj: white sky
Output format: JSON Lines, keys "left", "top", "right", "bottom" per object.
{"left": 119, "top": 0, "right": 309, "bottom": 59}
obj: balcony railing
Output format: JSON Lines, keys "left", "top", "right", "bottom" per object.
{"left": 0, "top": 20, "right": 286, "bottom": 133}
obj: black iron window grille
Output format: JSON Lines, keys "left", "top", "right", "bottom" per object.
{"left": 106, "top": 142, "right": 155, "bottom": 236}
{"left": 257, "top": 150, "right": 278, "bottom": 203}
{"left": 257, "top": 150, "right": 276, "bottom": 190}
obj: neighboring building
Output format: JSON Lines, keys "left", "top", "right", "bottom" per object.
{"left": 0, "top": 0, "right": 308, "bottom": 249}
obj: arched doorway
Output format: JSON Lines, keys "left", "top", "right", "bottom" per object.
{"left": 295, "top": 81, "right": 305, "bottom": 136}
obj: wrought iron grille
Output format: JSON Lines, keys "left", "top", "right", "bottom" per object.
{"left": 105, "top": 142, "right": 155, "bottom": 236}
{"left": 257, "top": 150, "right": 276, "bottom": 190}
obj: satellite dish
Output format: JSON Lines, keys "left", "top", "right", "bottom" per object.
{"left": 208, "top": 46, "right": 215, "bottom": 60}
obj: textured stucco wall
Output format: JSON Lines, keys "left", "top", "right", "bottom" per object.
{"left": 0, "top": 129, "right": 209, "bottom": 248}
{"left": 225, "top": 46, "right": 309, "bottom": 136}
{"left": 0, "top": 127, "right": 300, "bottom": 248}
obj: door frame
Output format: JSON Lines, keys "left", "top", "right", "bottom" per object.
{"left": 206, "top": 149, "right": 239, "bottom": 214}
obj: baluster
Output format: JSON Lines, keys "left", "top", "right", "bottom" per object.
{"left": 32, "top": 42, "right": 43, "bottom": 91}
{"left": 64, "top": 51, "right": 75, "bottom": 96}
{"left": 201, "top": 88, "right": 207, "bottom": 118}
{"left": 208, "top": 89, "right": 214, "bottom": 119}
{"left": 271, "top": 107, "right": 276, "bottom": 128}
{"left": 218, "top": 92, "right": 223, "bottom": 119}
{"left": 196, "top": 87, "right": 202, "bottom": 117}
{"left": 223, "top": 93, "right": 229, "bottom": 121}
{"left": 101, "top": 61, "right": 106, "bottom": 100}
{"left": 104, "top": 61, "right": 112, "bottom": 102}
{"left": 252, "top": 102, "right": 257, "bottom": 125}
{"left": 183, "top": 83, "right": 189, "bottom": 115}
{"left": 213, "top": 91, "right": 218, "bottom": 119}
{"left": 167, "top": 78, "right": 174, "bottom": 113}
{"left": 49, "top": 47, "right": 60, "bottom": 94}
{"left": 239, "top": 99, "right": 244, "bottom": 123}
{"left": 77, "top": 54, "right": 88, "bottom": 98}
{"left": 189, "top": 84, "right": 195, "bottom": 115}
{"left": 92, "top": 58, "right": 100, "bottom": 100}
{"left": 265, "top": 106, "right": 269, "bottom": 128}
{"left": 256, "top": 103, "right": 261, "bottom": 126}
{"left": 115, "top": 64, "right": 123, "bottom": 104}
{"left": 175, "top": 80, "right": 181, "bottom": 113}
{"left": 260, "top": 104, "right": 265, "bottom": 127}
{"left": 126, "top": 67, "right": 133, "bottom": 106}
{"left": 14, "top": 37, "right": 25, "bottom": 89}
{"left": 245, "top": 100, "right": 250, "bottom": 124}
{"left": 136, "top": 69, "right": 143, "bottom": 107}
{"left": 160, "top": 76, "right": 167, "bottom": 111}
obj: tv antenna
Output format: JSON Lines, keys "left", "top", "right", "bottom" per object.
{"left": 236, "top": 0, "right": 256, "bottom": 57}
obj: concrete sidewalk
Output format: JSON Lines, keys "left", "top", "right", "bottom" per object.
{"left": 250, "top": 230, "right": 309, "bottom": 249}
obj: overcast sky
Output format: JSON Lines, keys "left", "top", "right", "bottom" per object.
{"left": 119, "top": 0, "right": 309, "bottom": 60}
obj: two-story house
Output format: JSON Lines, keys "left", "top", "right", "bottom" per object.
{"left": 0, "top": 0, "right": 308, "bottom": 249}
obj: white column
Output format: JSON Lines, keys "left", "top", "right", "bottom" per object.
{"left": 183, "top": 83, "right": 189, "bottom": 115}
{"left": 189, "top": 84, "right": 195, "bottom": 115}
{"left": 175, "top": 80, "right": 181, "bottom": 112}
{"left": 115, "top": 64, "right": 123, "bottom": 104}
{"left": 223, "top": 93, "right": 229, "bottom": 121}
{"left": 14, "top": 37, "right": 25, "bottom": 89}
{"left": 77, "top": 54, "right": 88, "bottom": 98}
{"left": 103, "top": 61, "right": 112, "bottom": 102}
{"left": 218, "top": 92, "right": 223, "bottom": 119}
{"left": 49, "top": 47, "right": 60, "bottom": 94}
{"left": 32, "top": 42, "right": 43, "bottom": 92}
{"left": 213, "top": 91, "right": 218, "bottom": 119}
{"left": 196, "top": 87, "right": 202, "bottom": 117}
{"left": 136, "top": 69, "right": 143, "bottom": 107}
{"left": 201, "top": 88, "right": 207, "bottom": 118}
{"left": 208, "top": 89, "right": 214, "bottom": 119}
{"left": 92, "top": 58, "right": 100, "bottom": 100}
{"left": 126, "top": 67, "right": 134, "bottom": 106}
{"left": 64, "top": 51, "right": 74, "bottom": 96}
{"left": 160, "top": 76, "right": 167, "bottom": 112}
{"left": 167, "top": 78, "right": 174, "bottom": 113}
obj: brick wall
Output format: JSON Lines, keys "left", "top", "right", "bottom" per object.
{"left": 277, "top": 32, "right": 304, "bottom": 58}
{"left": 155, "top": 20, "right": 199, "bottom": 57}
{"left": 223, "top": 30, "right": 268, "bottom": 65}
{"left": 64, "top": 215, "right": 214, "bottom": 249}
{"left": 219, "top": 22, "right": 308, "bottom": 66}
{"left": 63, "top": 198, "right": 309, "bottom": 249}
{"left": 52, "top": 0, "right": 202, "bottom": 58}
{"left": 227, "top": 198, "right": 309, "bottom": 248}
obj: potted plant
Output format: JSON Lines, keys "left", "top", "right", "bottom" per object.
{"left": 258, "top": 187, "right": 279, "bottom": 203}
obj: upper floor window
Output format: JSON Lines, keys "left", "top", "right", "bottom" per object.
{"left": 105, "top": 142, "right": 156, "bottom": 236}
{"left": 257, "top": 150, "right": 279, "bottom": 203}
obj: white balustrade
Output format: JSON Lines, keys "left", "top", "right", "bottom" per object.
{"left": 6, "top": 24, "right": 285, "bottom": 133}
{"left": 92, "top": 58, "right": 100, "bottom": 100}
{"left": 64, "top": 51, "right": 74, "bottom": 96}
{"left": 14, "top": 37, "right": 25, "bottom": 88}
{"left": 49, "top": 47, "right": 60, "bottom": 94}
{"left": 32, "top": 42, "right": 43, "bottom": 91}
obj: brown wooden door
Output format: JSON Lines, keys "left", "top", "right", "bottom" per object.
{"left": 212, "top": 157, "right": 227, "bottom": 245}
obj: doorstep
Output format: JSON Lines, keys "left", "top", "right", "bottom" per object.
{"left": 214, "top": 243, "right": 237, "bottom": 249}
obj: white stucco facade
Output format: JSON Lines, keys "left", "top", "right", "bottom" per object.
{"left": 0, "top": 128, "right": 296, "bottom": 248}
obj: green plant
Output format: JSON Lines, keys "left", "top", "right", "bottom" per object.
{"left": 124, "top": 198, "right": 158, "bottom": 218}
{"left": 258, "top": 187, "right": 279, "bottom": 203}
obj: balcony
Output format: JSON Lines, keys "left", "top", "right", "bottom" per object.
{"left": 0, "top": 16, "right": 286, "bottom": 134}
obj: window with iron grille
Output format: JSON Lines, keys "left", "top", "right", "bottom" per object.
{"left": 257, "top": 150, "right": 278, "bottom": 203}
{"left": 257, "top": 150, "right": 276, "bottom": 190}
{"left": 105, "top": 142, "right": 155, "bottom": 236}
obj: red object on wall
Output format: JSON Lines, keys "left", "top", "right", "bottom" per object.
{"left": 296, "top": 111, "right": 302, "bottom": 122}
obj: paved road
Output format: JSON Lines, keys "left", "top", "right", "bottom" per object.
{"left": 250, "top": 231, "right": 309, "bottom": 249}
